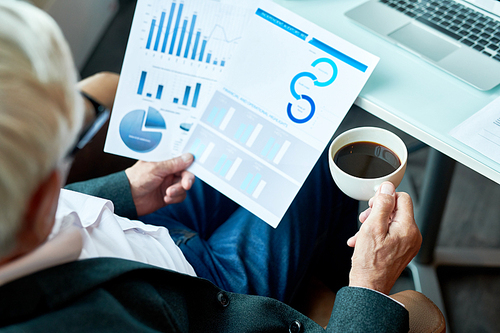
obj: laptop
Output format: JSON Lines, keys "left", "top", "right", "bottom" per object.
{"left": 346, "top": 0, "right": 500, "bottom": 90}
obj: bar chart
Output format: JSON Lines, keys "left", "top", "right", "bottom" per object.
{"left": 183, "top": 90, "right": 321, "bottom": 222}
{"left": 136, "top": 69, "right": 204, "bottom": 108}
{"left": 143, "top": 0, "right": 248, "bottom": 67}
{"left": 198, "top": 91, "right": 318, "bottom": 179}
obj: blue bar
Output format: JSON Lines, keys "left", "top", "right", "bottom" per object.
{"left": 169, "top": 3, "right": 184, "bottom": 55}
{"left": 156, "top": 85, "right": 163, "bottom": 99}
{"left": 184, "top": 14, "right": 197, "bottom": 58}
{"left": 309, "top": 38, "right": 367, "bottom": 72}
{"left": 213, "top": 60, "right": 218, "bottom": 65}
{"left": 199, "top": 39, "right": 207, "bottom": 61}
{"left": 234, "top": 124, "right": 246, "bottom": 140}
{"left": 268, "top": 143, "right": 281, "bottom": 160}
{"left": 137, "top": 71, "right": 147, "bottom": 95}
{"left": 192, "top": 83, "right": 201, "bottom": 108}
{"left": 146, "top": 19, "right": 156, "bottom": 49}
{"left": 220, "top": 160, "right": 233, "bottom": 177}
{"left": 189, "top": 138, "right": 201, "bottom": 155}
{"left": 182, "top": 86, "right": 191, "bottom": 106}
{"left": 207, "top": 106, "right": 218, "bottom": 123}
{"left": 191, "top": 31, "right": 201, "bottom": 60}
{"left": 173, "top": 97, "right": 179, "bottom": 104}
{"left": 195, "top": 143, "right": 206, "bottom": 160}
{"left": 206, "top": 53, "right": 212, "bottom": 63}
{"left": 154, "top": 12, "right": 166, "bottom": 51}
{"left": 221, "top": 60, "right": 225, "bottom": 67}
{"left": 146, "top": 93, "right": 152, "bottom": 98}
{"left": 176, "top": 19, "right": 188, "bottom": 57}
{"left": 214, "top": 154, "right": 227, "bottom": 173}
{"left": 162, "top": 2, "right": 176, "bottom": 53}
{"left": 213, "top": 108, "right": 227, "bottom": 127}
{"left": 261, "top": 137, "right": 275, "bottom": 156}
{"left": 255, "top": 8, "right": 308, "bottom": 40}
{"left": 247, "top": 173, "right": 262, "bottom": 194}
{"left": 240, "top": 125, "right": 254, "bottom": 143}
{"left": 240, "top": 173, "right": 253, "bottom": 191}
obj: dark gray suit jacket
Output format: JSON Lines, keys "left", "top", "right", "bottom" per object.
{"left": 0, "top": 172, "right": 409, "bottom": 332}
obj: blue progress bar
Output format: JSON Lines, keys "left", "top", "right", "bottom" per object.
{"left": 191, "top": 31, "right": 201, "bottom": 60}
{"left": 184, "top": 15, "right": 197, "bottom": 58}
{"left": 241, "top": 173, "right": 253, "bottom": 191}
{"left": 247, "top": 173, "right": 262, "bottom": 194}
{"left": 137, "top": 71, "right": 147, "bottom": 95}
{"left": 169, "top": 3, "right": 184, "bottom": 55}
{"left": 146, "top": 19, "right": 156, "bottom": 49}
{"left": 213, "top": 108, "right": 227, "bottom": 127}
{"left": 156, "top": 85, "right": 163, "bottom": 99}
{"left": 176, "top": 19, "right": 188, "bottom": 57}
{"left": 154, "top": 12, "right": 166, "bottom": 51}
{"left": 234, "top": 124, "right": 246, "bottom": 141}
{"left": 199, "top": 39, "right": 207, "bottom": 62}
{"left": 192, "top": 83, "right": 201, "bottom": 108}
{"left": 261, "top": 137, "right": 275, "bottom": 156}
{"left": 267, "top": 143, "right": 281, "bottom": 160}
{"left": 309, "top": 38, "right": 367, "bottom": 72}
{"left": 207, "top": 106, "right": 218, "bottom": 123}
{"left": 161, "top": 2, "right": 176, "bottom": 53}
{"left": 182, "top": 86, "right": 191, "bottom": 106}
{"left": 214, "top": 154, "right": 227, "bottom": 173}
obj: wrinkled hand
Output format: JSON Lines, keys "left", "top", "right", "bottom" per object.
{"left": 124, "top": 153, "right": 195, "bottom": 216}
{"left": 347, "top": 181, "right": 422, "bottom": 295}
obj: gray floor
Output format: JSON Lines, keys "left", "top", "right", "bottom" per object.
{"left": 80, "top": 1, "right": 500, "bottom": 331}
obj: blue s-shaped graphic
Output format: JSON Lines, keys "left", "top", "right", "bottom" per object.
{"left": 287, "top": 58, "right": 338, "bottom": 124}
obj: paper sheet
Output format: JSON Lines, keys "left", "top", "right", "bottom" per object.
{"left": 450, "top": 96, "right": 500, "bottom": 165}
{"left": 181, "top": 1, "right": 379, "bottom": 227}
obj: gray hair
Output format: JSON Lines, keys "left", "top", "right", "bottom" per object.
{"left": 0, "top": 0, "right": 84, "bottom": 257}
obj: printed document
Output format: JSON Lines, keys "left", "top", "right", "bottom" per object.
{"left": 105, "top": 0, "right": 379, "bottom": 227}
{"left": 451, "top": 96, "right": 500, "bottom": 165}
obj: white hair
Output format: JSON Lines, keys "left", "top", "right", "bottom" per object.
{"left": 0, "top": 0, "right": 84, "bottom": 257}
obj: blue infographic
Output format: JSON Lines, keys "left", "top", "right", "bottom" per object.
{"left": 104, "top": 0, "right": 255, "bottom": 161}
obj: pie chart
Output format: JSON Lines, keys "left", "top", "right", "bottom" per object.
{"left": 119, "top": 107, "right": 166, "bottom": 153}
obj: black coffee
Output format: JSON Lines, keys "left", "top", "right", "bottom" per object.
{"left": 333, "top": 141, "right": 401, "bottom": 179}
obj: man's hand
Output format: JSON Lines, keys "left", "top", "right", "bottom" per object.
{"left": 125, "top": 153, "right": 195, "bottom": 216}
{"left": 347, "top": 181, "right": 422, "bottom": 295}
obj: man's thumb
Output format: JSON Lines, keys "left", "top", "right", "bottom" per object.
{"left": 365, "top": 182, "right": 396, "bottom": 228}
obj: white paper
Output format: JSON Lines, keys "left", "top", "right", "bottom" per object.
{"left": 104, "top": 0, "right": 255, "bottom": 160}
{"left": 450, "top": 96, "right": 500, "bottom": 164}
{"left": 181, "top": 1, "right": 379, "bottom": 227}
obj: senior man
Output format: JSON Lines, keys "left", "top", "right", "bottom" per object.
{"left": 0, "top": 1, "right": 421, "bottom": 332}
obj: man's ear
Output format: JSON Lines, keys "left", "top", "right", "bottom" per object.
{"left": 13, "top": 170, "right": 62, "bottom": 259}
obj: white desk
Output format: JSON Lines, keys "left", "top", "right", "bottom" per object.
{"left": 277, "top": 0, "right": 500, "bottom": 183}
{"left": 276, "top": 0, "right": 500, "bottom": 326}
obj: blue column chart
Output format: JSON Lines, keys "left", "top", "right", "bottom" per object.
{"left": 184, "top": 90, "right": 321, "bottom": 224}
{"left": 142, "top": 0, "right": 249, "bottom": 68}
{"left": 135, "top": 69, "right": 204, "bottom": 109}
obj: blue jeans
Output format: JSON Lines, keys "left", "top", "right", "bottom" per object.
{"left": 140, "top": 148, "right": 358, "bottom": 304}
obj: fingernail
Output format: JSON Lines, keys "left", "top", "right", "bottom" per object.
{"left": 181, "top": 153, "right": 192, "bottom": 163}
{"left": 380, "top": 183, "right": 394, "bottom": 195}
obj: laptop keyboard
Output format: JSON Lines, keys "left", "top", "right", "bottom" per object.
{"left": 380, "top": 0, "right": 500, "bottom": 61}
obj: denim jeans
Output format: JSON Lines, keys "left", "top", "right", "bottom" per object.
{"left": 140, "top": 147, "right": 358, "bottom": 304}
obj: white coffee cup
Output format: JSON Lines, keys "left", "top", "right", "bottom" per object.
{"left": 328, "top": 126, "right": 408, "bottom": 201}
